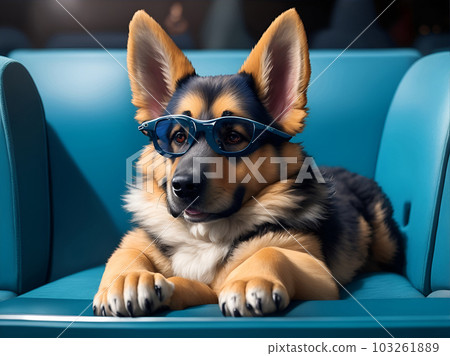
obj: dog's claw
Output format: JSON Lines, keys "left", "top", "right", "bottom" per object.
{"left": 273, "top": 293, "right": 281, "bottom": 311}
{"left": 145, "top": 298, "right": 152, "bottom": 313}
{"left": 93, "top": 305, "right": 97, "bottom": 315}
{"left": 127, "top": 300, "right": 134, "bottom": 317}
{"left": 233, "top": 308, "right": 241, "bottom": 317}
{"left": 246, "top": 303, "right": 253, "bottom": 311}
{"left": 101, "top": 305, "right": 106, "bottom": 316}
{"left": 257, "top": 298, "right": 263, "bottom": 313}
{"left": 221, "top": 302, "right": 227, "bottom": 316}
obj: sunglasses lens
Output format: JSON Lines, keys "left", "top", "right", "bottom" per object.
{"left": 155, "top": 118, "right": 192, "bottom": 155}
{"left": 213, "top": 119, "right": 255, "bottom": 153}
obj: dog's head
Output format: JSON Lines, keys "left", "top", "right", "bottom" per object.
{"left": 128, "top": 9, "right": 311, "bottom": 223}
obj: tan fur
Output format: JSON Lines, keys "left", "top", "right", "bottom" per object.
{"left": 217, "top": 246, "right": 338, "bottom": 315}
{"left": 173, "top": 93, "right": 205, "bottom": 118}
{"left": 119, "top": 229, "right": 173, "bottom": 276}
{"left": 211, "top": 92, "right": 249, "bottom": 118}
{"left": 213, "top": 230, "right": 325, "bottom": 290}
{"left": 138, "top": 145, "right": 169, "bottom": 197}
{"left": 370, "top": 202, "right": 397, "bottom": 265}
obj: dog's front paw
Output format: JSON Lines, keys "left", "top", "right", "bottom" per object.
{"left": 93, "top": 271, "right": 174, "bottom": 317}
{"left": 219, "top": 278, "right": 290, "bottom": 317}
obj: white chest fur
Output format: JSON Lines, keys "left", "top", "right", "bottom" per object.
{"left": 124, "top": 188, "right": 233, "bottom": 284}
{"left": 170, "top": 239, "right": 230, "bottom": 284}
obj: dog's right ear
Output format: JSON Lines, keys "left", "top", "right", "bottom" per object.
{"left": 127, "top": 10, "right": 195, "bottom": 122}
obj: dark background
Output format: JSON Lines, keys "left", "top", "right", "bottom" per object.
{"left": 0, "top": 0, "right": 449, "bottom": 55}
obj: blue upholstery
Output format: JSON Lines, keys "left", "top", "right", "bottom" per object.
{"left": 0, "top": 291, "right": 16, "bottom": 302}
{"left": 0, "top": 49, "right": 449, "bottom": 337}
{"left": 19, "top": 267, "right": 425, "bottom": 302}
{"left": 19, "top": 266, "right": 105, "bottom": 301}
{"left": 428, "top": 290, "right": 450, "bottom": 298}
{"left": 375, "top": 52, "right": 450, "bottom": 294}
{"left": 342, "top": 273, "right": 424, "bottom": 300}
{"left": 0, "top": 57, "right": 50, "bottom": 295}
{"left": 299, "top": 50, "right": 419, "bottom": 178}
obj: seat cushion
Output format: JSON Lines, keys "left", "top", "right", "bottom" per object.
{"left": 342, "top": 272, "right": 424, "bottom": 300}
{"left": 20, "top": 266, "right": 424, "bottom": 303}
{"left": 428, "top": 290, "right": 450, "bottom": 298}
{"left": 19, "top": 266, "right": 104, "bottom": 301}
{"left": 0, "top": 291, "right": 16, "bottom": 302}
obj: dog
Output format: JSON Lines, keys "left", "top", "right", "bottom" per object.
{"left": 93, "top": 8, "right": 404, "bottom": 317}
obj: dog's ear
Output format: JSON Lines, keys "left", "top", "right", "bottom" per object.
{"left": 127, "top": 10, "right": 195, "bottom": 122}
{"left": 239, "top": 9, "right": 310, "bottom": 134}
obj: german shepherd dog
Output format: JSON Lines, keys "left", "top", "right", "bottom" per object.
{"left": 93, "top": 9, "right": 404, "bottom": 317}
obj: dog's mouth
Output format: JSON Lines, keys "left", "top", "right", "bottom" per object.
{"left": 170, "top": 186, "right": 246, "bottom": 223}
{"left": 183, "top": 208, "right": 211, "bottom": 222}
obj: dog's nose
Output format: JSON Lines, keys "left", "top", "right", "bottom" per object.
{"left": 171, "top": 175, "right": 201, "bottom": 198}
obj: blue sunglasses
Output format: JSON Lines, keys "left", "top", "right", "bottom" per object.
{"left": 138, "top": 115, "right": 292, "bottom": 157}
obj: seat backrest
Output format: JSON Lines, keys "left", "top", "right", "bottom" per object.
{"left": 8, "top": 49, "right": 418, "bottom": 283}
{"left": 0, "top": 57, "right": 50, "bottom": 294}
{"left": 375, "top": 52, "right": 450, "bottom": 294}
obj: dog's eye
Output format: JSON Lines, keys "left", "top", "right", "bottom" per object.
{"left": 222, "top": 110, "right": 233, "bottom": 117}
{"left": 225, "top": 131, "right": 242, "bottom": 145}
{"left": 173, "top": 131, "right": 187, "bottom": 144}
{"left": 182, "top": 110, "right": 192, "bottom": 117}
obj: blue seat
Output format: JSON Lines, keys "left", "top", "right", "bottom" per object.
{"left": 0, "top": 49, "right": 449, "bottom": 337}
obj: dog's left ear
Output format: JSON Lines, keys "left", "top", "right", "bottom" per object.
{"left": 239, "top": 9, "right": 311, "bottom": 134}
{"left": 127, "top": 10, "right": 195, "bottom": 122}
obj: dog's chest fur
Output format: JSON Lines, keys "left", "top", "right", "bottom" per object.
{"left": 124, "top": 188, "right": 237, "bottom": 284}
{"left": 168, "top": 232, "right": 230, "bottom": 284}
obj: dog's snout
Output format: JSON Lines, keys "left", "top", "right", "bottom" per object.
{"left": 172, "top": 175, "right": 201, "bottom": 198}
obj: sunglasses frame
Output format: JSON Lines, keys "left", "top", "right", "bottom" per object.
{"left": 138, "top": 115, "right": 292, "bottom": 157}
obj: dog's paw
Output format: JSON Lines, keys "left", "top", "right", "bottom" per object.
{"left": 93, "top": 271, "right": 174, "bottom": 317}
{"left": 219, "top": 277, "right": 290, "bottom": 317}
